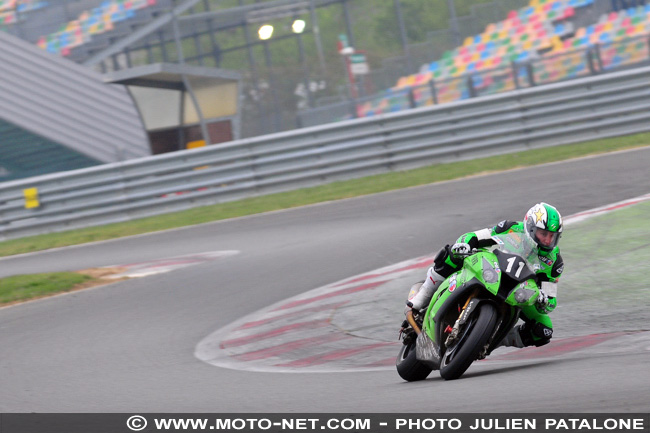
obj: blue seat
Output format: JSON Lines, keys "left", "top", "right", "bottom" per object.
{"left": 599, "top": 32, "right": 612, "bottom": 42}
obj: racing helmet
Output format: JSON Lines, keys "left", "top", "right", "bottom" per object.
{"left": 524, "top": 203, "right": 563, "bottom": 252}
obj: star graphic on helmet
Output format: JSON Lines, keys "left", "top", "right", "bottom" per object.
{"left": 534, "top": 208, "right": 545, "bottom": 223}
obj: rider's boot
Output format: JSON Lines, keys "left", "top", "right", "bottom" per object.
{"left": 495, "top": 325, "right": 526, "bottom": 348}
{"left": 405, "top": 267, "right": 446, "bottom": 314}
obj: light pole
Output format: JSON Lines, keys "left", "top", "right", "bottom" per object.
{"left": 292, "top": 19, "right": 314, "bottom": 109}
{"left": 308, "top": 0, "right": 327, "bottom": 74}
{"left": 447, "top": 0, "right": 462, "bottom": 47}
{"left": 394, "top": 0, "right": 413, "bottom": 73}
{"left": 258, "top": 24, "right": 281, "bottom": 133}
{"left": 243, "top": 21, "right": 265, "bottom": 136}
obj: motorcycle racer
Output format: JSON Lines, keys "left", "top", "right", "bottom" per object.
{"left": 407, "top": 203, "right": 564, "bottom": 348}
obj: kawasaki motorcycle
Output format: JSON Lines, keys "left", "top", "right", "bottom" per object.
{"left": 396, "top": 231, "right": 546, "bottom": 381}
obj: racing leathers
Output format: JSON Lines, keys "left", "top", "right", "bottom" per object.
{"left": 407, "top": 220, "right": 564, "bottom": 348}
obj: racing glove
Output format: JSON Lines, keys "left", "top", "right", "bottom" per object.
{"left": 537, "top": 291, "right": 549, "bottom": 308}
{"left": 451, "top": 242, "right": 472, "bottom": 256}
{"left": 536, "top": 281, "right": 558, "bottom": 313}
{"left": 536, "top": 291, "right": 557, "bottom": 314}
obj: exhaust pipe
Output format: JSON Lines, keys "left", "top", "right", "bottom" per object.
{"left": 406, "top": 310, "right": 421, "bottom": 335}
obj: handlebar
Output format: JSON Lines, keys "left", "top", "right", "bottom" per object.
{"left": 454, "top": 248, "right": 479, "bottom": 257}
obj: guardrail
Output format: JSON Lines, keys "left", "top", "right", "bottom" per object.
{"left": 1, "top": 65, "right": 650, "bottom": 240}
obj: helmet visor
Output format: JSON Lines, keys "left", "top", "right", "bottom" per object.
{"left": 534, "top": 228, "right": 559, "bottom": 249}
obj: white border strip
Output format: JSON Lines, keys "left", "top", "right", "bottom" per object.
{"left": 564, "top": 193, "right": 650, "bottom": 225}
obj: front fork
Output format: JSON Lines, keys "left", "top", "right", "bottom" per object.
{"left": 444, "top": 288, "right": 479, "bottom": 347}
{"left": 445, "top": 292, "right": 508, "bottom": 360}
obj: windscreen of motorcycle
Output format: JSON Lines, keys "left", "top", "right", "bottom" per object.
{"left": 489, "top": 232, "right": 544, "bottom": 277}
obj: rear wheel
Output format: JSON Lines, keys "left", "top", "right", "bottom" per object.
{"left": 396, "top": 340, "right": 432, "bottom": 382}
{"left": 439, "top": 302, "right": 498, "bottom": 380}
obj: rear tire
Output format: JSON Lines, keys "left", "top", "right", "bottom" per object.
{"left": 439, "top": 302, "right": 498, "bottom": 380}
{"left": 396, "top": 340, "right": 432, "bottom": 381}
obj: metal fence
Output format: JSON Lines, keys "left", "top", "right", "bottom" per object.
{"left": 1, "top": 65, "right": 649, "bottom": 240}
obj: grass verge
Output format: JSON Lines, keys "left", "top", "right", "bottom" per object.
{"left": 0, "top": 135, "right": 648, "bottom": 258}
{"left": 554, "top": 200, "right": 650, "bottom": 335}
{"left": 0, "top": 272, "right": 94, "bottom": 306}
{"left": 3, "top": 163, "right": 648, "bottom": 307}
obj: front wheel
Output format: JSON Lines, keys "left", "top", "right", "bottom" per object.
{"left": 396, "top": 340, "right": 432, "bottom": 382}
{"left": 439, "top": 302, "right": 498, "bottom": 380}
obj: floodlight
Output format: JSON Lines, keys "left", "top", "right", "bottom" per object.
{"left": 292, "top": 19, "right": 306, "bottom": 34}
{"left": 258, "top": 24, "right": 274, "bottom": 40}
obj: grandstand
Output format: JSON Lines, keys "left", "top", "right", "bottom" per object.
{"left": 1, "top": 0, "right": 649, "bottom": 156}
{"left": 36, "top": 0, "right": 173, "bottom": 62}
{"left": 295, "top": 0, "right": 650, "bottom": 124}
{"left": 0, "top": 30, "right": 149, "bottom": 181}
{"left": 1, "top": 0, "right": 352, "bottom": 140}
{"left": 0, "top": 0, "right": 47, "bottom": 26}
{"left": 0, "top": 0, "right": 174, "bottom": 62}
{"left": 350, "top": 0, "right": 650, "bottom": 118}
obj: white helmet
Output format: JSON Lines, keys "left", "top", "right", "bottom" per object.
{"left": 523, "top": 203, "right": 563, "bottom": 252}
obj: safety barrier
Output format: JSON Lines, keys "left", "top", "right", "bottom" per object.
{"left": 1, "top": 65, "right": 649, "bottom": 240}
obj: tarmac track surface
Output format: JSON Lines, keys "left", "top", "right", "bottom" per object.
{"left": 0, "top": 147, "right": 649, "bottom": 412}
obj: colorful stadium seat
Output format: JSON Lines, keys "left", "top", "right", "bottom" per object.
{"left": 355, "top": 0, "right": 650, "bottom": 118}
{"left": 34, "top": 0, "right": 157, "bottom": 56}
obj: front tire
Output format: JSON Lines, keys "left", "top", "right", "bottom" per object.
{"left": 396, "top": 340, "right": 432, "bottom": 382}
{"left": 439, "top": 302, "right": 498, "bottom": 380}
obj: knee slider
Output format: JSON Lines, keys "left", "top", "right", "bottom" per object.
{"left": 532, "top": 323, "right": 553, "bottom": 346}
{"left": 520, "top": 322, "right": 553, "bottom": 347}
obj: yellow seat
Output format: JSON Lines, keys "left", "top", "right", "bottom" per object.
{"left": 633, "top": 23, "right": 645, "bottom": 35}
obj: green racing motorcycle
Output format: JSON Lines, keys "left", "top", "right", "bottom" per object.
{"left": 396, "top": 231, "right": 547, "bottom": 381}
